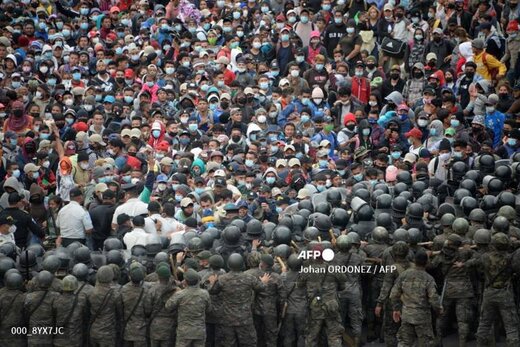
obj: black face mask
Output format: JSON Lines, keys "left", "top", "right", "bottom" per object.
{"left": 472, "top": 126, "right": 482, "bottom": 133}
{"left": 428, "top": 61, "right": 436, "bottom": 67}
{"left": 433, "top": 36, "right": 441, "bottom": 42}
{"left": 231, "top": 135, "right": 241, "bottom": 142}
{"left": 465, "top": 72, "right": 475, "bottom": 79}
{"left": 346, "top": 124, "right": 355, "bottom": 131}
{"left": 220, "top": 101, "right": 229, "bottom": 109}
{"left": 116, "top": 77, "right": 124, "bottom": 83}
{"left": 413, "top": 71, "right": 423, "bottom": 79}
{"left": 387, "top": 102, "right": 396, "bottom": 110}
{"left": 445, "top": 77, "right": 453, "bottom": 83}
{"left": 238, "top": 98, "right": 246, "bottom": 104}
{"left": 367, "top": 63, "right": 375, "bottom": 69}
{"left": 499, "top": 93, "right": 509, "bottom": 99}
{"left": 390, "top": 73, "right": 400, "bottom": 79}
{"left": 395, "top": 13, "right": 404, "bottom": 19}
{"left": 13, "top": 109, "right": 23, "bottom": 118}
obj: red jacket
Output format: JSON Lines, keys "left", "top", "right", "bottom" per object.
{"left": 352, "top": 77, "right": 371, "bottom": 104}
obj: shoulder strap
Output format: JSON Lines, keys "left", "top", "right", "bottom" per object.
{"left": 62, "top": 293, "right": 80, "bottom": 328}
{"left": 89, "top": 288, "right": 113, "bottom": 326}
{"left": 0, "top": 293, "right": 21, "bottom": 323}
{"left": 29, "top": 290, "right": 49, "bottom": 316}
{"left": 123, "top": 287, "right": 145, "bottom": 330}
{"left": 433, "top": 157, "right": 440, "bottom": 173}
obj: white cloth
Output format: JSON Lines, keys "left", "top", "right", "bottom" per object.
{"left": 112, "top": 198, "right": 149, "bottom": 225}
{"left": 56, "top": 201, "right": 93, "bottom": 239}
{"left": 123, "top": 227, "right": 148, "bottom": 250}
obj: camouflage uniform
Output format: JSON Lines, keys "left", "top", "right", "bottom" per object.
{"left": 121, "top": 281, "right": 149, "bottom": 347}
{"left": 25, "top": 288, "right": 60, "bottom": 346}
{"left": 145, "top": 280, "right": 178, "bottom": 347}
{"left": 201, "top": 270, "right": 226, "bottom": 347}
{"left": 280, "top": 269, "right": 307, "bottom": 347}
{"left": 299, "top": 261, "right": 347, "bottom": 347}
{"left": 244, "top": 266, "right": 285, "bottom": 347}
{"left": 428, "top": 247, "right": 475, "bottom": 346}
{"left": 52, "top": 289, "right": 88, "bottom": 347}
{"left": 0, "top": 286, "right": 26, "bottom": 347}
{"left": 465, "top": 247, "right": 520, "bottom": 346}
{"left": 389, "top": 266, "right": 441, "bottom": 347}
{"left": 87, "top": 283, "right": 123, "bottom": 347}
{"left": 334, "top": 248, "right": 364, "bottom": 342}
{"left": 208, "top": 270, "right": 266, "bottom": 347}
{"left": 376, "top": 258, "right": 412, "bottom": 347}
{"left": 362, "top": 242, "right": 387, "bottom": 341}
{"left": 165, "top": 284, "right": 210, "bottom": 347}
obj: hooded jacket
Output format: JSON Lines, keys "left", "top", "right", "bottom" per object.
{"left": 424, "top": 120, "right": 444, "bottom": 151}
{"left": 29, "top": 183, "right": 47, "bottom": 223}
{"left": 402, "top": 62, "right": 426, "bottom": 106}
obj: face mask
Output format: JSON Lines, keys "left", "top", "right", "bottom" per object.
{"left": 429, "top": 128, "right": 437, "bottom": 136}
{"left": 509, "top": 138, "right": 518, "bottom": 147}
{"left": 236, "top": 31, "right": 244, "bottom": 37}
{"left": 315, "top": 64, "right": 324, "bottom": 71}
{"left": 319, "top": 160, "right": 328, "bottom": 167}
{"left": 316, "top": 184, "right": 326, "bottom": 192}
{"left": 175, "top": 194, "right": 183, "bottom": 202}
{"left": 12, "top": 169, "right": 21, "bottom": 178}
{"left": 146, "top": 81, "right": 155, "bottom": 87}
{"left": 180, "top": 138, "right": 190, "bottom": 145}
{"left": 362, "top": 129, "right": 370, "bottom": 136}
{"left": 314, "top": 98, "right": 322, "bottom": 105}
{"left": 486, "top": 106, "right": 495, "bottom": 113}
{"left": 189, "top": 124, "right": 198, "bottom": 132}
{"left": 450, "top": 119, "right": 460, "bottom": 128}
{"left": 281, "top": 34, "right": 290, "bottom": 41}
{"left": 347, "top": 27, "right": 355, "bottom": 34}
{"left": 334, "top": 17, "right": 343, "bottom": 25}
{"left": 12, "top": 81, "right": 21, "bottom": 89}
{"left": 258, "top": 115, "right": 267, "bottom": 123}
{"left": 157, "top": 183, "right": 167, "bottom": 191}
{"left": 64, "top": 99, "right": 74, "bottom": 106}
{"left": 230, "top": 42, "right": 239, "bottom": 49}
{"left": 290, "top": 69, "right": 300, "bottom": 78}
{"left": 300, "top": 16, "right": 309, "bottom": 24}
{"left": 413, "top": 71, "right": 423, "bottom": 79}
{"left": 65, "top": 118, "right": 74, "bottom": 125}
{"left": 391, "top": 151, "right": 401, "bottom": 159}
{"left": 368, "top": 101, "right": 378, "bottom": 107}
{"left": 80, "top": 23, "right": 89, "bottom": 30}
{"left": 453, "top": 151, "right": 463, "bottom": 159}
{"left": 245, "top": 159, "right": 254, "bottom": 167}
{"left": 266, "top": 177, "right": 276, "bottom": 184}
{"left": 355, "top": 71, "right": 363, "bottom": 77}
{"left": 260, "top": 82, "right": 269, "bottom": 90}
{"left": 152, "top": 129, "right": 161, "bottom": 138}
{"left": 271, "top": 145, "right": 278, "bottom": 154}
{"left": 35, "top": 91, "right": 42, "bottom": 99}
{"left": 80, "top": 162, "right": 89, "bottom": 170}
{"left": 73, "top": 72, "right": 81, "bottom": 80}
{"left": 269, "top": 112, "right": 277, "bottom": 118}
{"left": 353, "top": 173, "right": 363, "bottom": 181}
{"left": 346, "top": 124, "right": 356, "bottom": 131}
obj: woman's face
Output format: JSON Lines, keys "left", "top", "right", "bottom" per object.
{"left": 445, "top": 71, "right": 453, "bottom": 80}
{"left": 499, "top": 86, "right": 509, "bottom": 94}
{"left": 369, "top": 95, "right": 378, "bottom": 103}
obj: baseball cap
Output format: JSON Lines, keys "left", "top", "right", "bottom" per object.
{"left": 180, "top": 197, "right": 194, "bottom": 208}
{"left": 405, "top": 128, "right": 423, "bottom": 139}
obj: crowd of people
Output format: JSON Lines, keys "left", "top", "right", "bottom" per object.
{"left": 0, "top": 0, "right": 519, "bottom": 346}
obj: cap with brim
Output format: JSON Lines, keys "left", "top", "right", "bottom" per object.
{"left": 297, "top": 188, "right": 311, "bottom": 199}
{"left": 89, "top": 134, "right": 106, "bottom": 146}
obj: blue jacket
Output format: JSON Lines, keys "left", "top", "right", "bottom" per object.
{"left": 485, "top": 110, "right": 505, "bottom": 148}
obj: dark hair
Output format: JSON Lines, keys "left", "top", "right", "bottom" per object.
{"left": 415, "top": 250, "right": 428, "bottom": 266}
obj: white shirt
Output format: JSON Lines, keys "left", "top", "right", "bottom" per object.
{"left": 0, "top": 226, "right": 16, "bottom": 246}
{"left": 112, "top": 198, "right": 149, "bottom": 225}
{"left": 57, "top": 201, "right": 93, "bottom": 239}
{"left": 123, "top": 227, "right": 148, "bottom": 250}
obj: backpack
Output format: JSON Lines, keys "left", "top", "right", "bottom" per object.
{"left": 482, "top": 52, "right": 500, "bottom": 80}
{"left": 381, "top": 37, "right": 406, "bottom": 58}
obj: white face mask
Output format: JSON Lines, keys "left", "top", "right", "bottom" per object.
{"left": 42, "top": 161, "right": 50, "bottom": 168}
{"left": 417, "top": 119, "right": 429, "bottom": 127}
{"left": 80, "top": 162, "right": 89, "bottom": 170}
{"left": 64, "top": 99, "right": 74, "bottom": 106}
{"left": 313, "top": 98, "right": 322, "bottom": 104}
{"left": 257, "top": 115, "right": 267, "bottom": 123}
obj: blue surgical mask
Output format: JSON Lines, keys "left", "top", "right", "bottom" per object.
{"left": 271, "top": 145, "right": 279, "bottom": 154}
{"left": 391, "top": 151, "right": 401, "bottom": 159}
{"left": 152, "top": 129, "right": 161, "bottom": 138}
{"left": 322, "top": 4, "right": 331, "bottom": 11}
{"left": 301, "top": 115, "right": 310, "bottom": 123}
{"left": 334, "top": 17, "right": 342, "bottom": 24}
{"left": 296, "top": 56, "right": 304, "bottom": 63}
{"left": 73, "top": 72, "right": 81, "bottom": 81}
{"left": 276, "top": 206, "right": 283, "bottom": 214}
{"left": 188, "top": 124, "right": 198, "bottom": 132}
{"left": 245, "top": 159, "right": 254, "bottom": 167}
{"left": 122, "top": 175, "right": 131, "bottom": 183}
{"left": 315, "top": 64, "right": 324, "bottom": 71}
{"left": 429, "top": 128, "right": 437, "bottom": 136}
{"left": 338, "top": 169, "right": 346, "bottom": 176}
{"left": 453, "top": 151, "right": 463, "bottom": 159}
{"left": 62, "top": 29, "right": 71, "bottom": 37}
{"left": 124, "top": 96, "right": 133, "bottom": 104}
{"left": 317, "top": 184, "right": 326, "bottom": 192}
{"left": 353, "top": 173, "right": 363, "bottom": 181}
{"left": 450, "top": 119, "right": 460, "bottom": 128}
{"left": 281, "top": 34, "right": 290, "bottom": 41}
{"left": 175, "top": 194, "right": 183, "bottom": 202}
{"left": 260, "top": 82, "right": 269, "bottom": 90}
{"left": 80, "top": 22, "right": 89, "bottom": 30}
{"left": 266, "top": 177, "right": 276, "bottom": 184}
{"left": 40, "top": 133, "right": 50, "bottom": 140}
{"left": 115, "top": 47, "right": 123, "bottom": 55}
{"left": 195, "top": 188, "right": 205, "bottom": 195}
{"left": 12, "top": 169, "right": 21, "bottom": 178}
{"left": 362, "top": 129, "right": 370, "bottom": 136}
{"left": 508, "top": 138, "right": 517, "bottom": 147}
{"left": 319, "top": 160, "right": 328, "bottom": 168}
{"left": 301, "top": 97, "right": 310, "bottom": 105}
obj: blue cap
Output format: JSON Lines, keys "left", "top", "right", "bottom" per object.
{"left": 104, "top": 95, "right": 115, "bottom": 103}
{"left": 156, "top": 174, "right": 168, "bottom": 182}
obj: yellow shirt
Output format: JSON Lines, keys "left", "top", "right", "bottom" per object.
{"left": 473, "top": 51, "right": 507, "bottom": 81}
